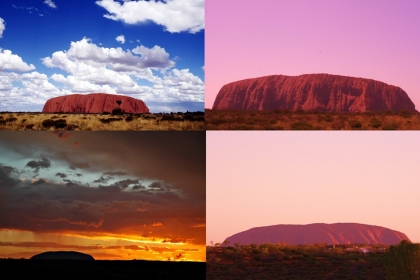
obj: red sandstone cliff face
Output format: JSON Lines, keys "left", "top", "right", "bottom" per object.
{"left": 42, "top": 93, "right": 149, "bottom": 113}
{"left": 212, "top": 74, "right": 417, "bottom": 112}
{"left": 222, "top": 223, "right": 410, "bottom": 246}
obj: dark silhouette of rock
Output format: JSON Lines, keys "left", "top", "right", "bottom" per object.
{"left": 222, "top": 223, "right": 410, "bottom": 246}
{"left": 42, "top": 93, "right": 149, "bottom": 113}
{"left": 30, "top": 251, "right": 95, "bottom": 260}
{"left": 212, "top": 74, "right": 417, "bottom": 112}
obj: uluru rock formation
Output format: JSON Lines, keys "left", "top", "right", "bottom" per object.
{"left": 30, "top": 251, "right": 95, "bottom": 260}
{"left": 222, "top": 223, "right": 410, "bottom": 246}
{"left": 212, "top": 74, "right": 417, "bottom": 112}
{"left": 42, "top": 93, "right": 149, "bottom": 113}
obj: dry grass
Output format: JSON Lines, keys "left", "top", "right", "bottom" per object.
{"left": 0, "top": 112, "right": 204, "bottom": 131}
{"left": 205, "top": 109, "right": 420, "bottom": 130}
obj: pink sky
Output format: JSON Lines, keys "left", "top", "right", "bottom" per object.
{"left": 207, "top": 131, "right": 420, "bottom": 244}
{"left": 205, "top": 0, "right": 420, "bottom": 110}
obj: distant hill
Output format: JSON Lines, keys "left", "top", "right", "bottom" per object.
{"left": 222, "top": 223, "right": 410, "bottom": 246}
{"left": 30, "top": 251, "right": 94, "bottom": 260}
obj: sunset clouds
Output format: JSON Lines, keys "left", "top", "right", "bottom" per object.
{"left": 0, "top": 132, "right": 205, "bottom": 261}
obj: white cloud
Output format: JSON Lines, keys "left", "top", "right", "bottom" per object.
{"left": 50, "top": 38, "right": 175, "bottom": 71}
{"left": 0, "top": 49, "right": 36, "bottom": 72}
{"left": 95, "top": 0, "right": 204, "bottom": 33}
{"left": 0, "top": 38, "right": 203, "bottom": 112}
{"left": 44, "top": 0, "right": 57, "bottom": 9}
{"left": 41, "top": 39, "right": 203, "bottom": 103}
{"left": 0, "top": 71, "right": 65, "bottom": 111}
{"left": 0, "top": 18, "right": 5, "bottom": 38}
{"left": 115, "top": 35, "right": 125, "bottom": 44}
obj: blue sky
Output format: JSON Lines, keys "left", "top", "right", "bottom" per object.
{"left": 0, "top": 0, "right": 204, "bottom": 112}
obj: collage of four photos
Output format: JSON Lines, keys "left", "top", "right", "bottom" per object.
{"left": 1, "top": 0, "right": 420, "bottom": 279}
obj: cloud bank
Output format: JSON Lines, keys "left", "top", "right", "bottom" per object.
{"left": 0, "top": 132, "right": 205, "bottom": 260}
{"left": 96, "top": 0, "right": 204, "bottom": 33}
{"left": 0, "top": 38, "right": 203, "bottom": 112}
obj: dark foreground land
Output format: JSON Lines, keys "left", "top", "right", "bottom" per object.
{"left": 1, "top": 259, "right": 205, "bottom": 280}
{"left": 206, "top": 109, "right": 420, "bottom": 130}
{"left": 0, "top": 111, "right": 205, "bottom": 131}
{"left": 207, "top": 243, "right": 388, "bottom": 280}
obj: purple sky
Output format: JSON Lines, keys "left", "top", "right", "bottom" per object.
{"left": 207, "top": 131, "right": 420, "bottom": 245}
{"left": 205, "top": 0, "right": 420, "bottom": 109}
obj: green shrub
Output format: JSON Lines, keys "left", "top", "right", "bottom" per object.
{"left": 370, "top": 118, "right": 382, "bottom": 128}
{"left": 398, "top": 109, "right": 413, "bottom": 118}
{"left": 290, "top": 121, "right": 315, "bottom": 130}
{"left": 385, "top": 240, "right": 420, "bottom": 280}
{"left": 42, "top": 119, "right": 56, "bottom": 128}
{"left": 112, "top": 108, "right": 124, "bottom": 115}
{"left": 5, "top": 117, "right": 17, "bottom": 122}
{"left": 53, "top": 119, "right": 67, "bottom": 129}
{"left": 41, "top": 119, "right": 67, "bottom": 129}
{"left": 324, "top": 115, "right": 334, "bottom": 122}
{"left": 382, "top": 123, "right": 398, "bottom": 130}
{"left": 99, "top": 117, "right": 123, "bottom": 124}
{"left": 349, "top": 120, "right": 362, "bottom": 129}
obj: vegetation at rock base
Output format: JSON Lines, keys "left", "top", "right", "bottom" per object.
{"left": 385, "top": 240, "right": 420, "bottom": 280}
{"left": 0, "top": 112, "right": 204, "bottom": 131}
{"left": 205, "top": 109, "right": 420, "bottom": 130}
{"left": 207, "top": 241, "right": 420, "bottom": 280}
{"left": 0, "top": 259, "right": 205, "bottom": 280}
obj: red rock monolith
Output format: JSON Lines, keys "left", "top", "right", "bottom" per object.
{"left": 222, "top": 223, "right": 410, "bottom": 246}
{"left": 212, "top": 74, "right": 417, "bottom": 112}
{"left": 42, "top": 93, "right": 149, "bottom": 113}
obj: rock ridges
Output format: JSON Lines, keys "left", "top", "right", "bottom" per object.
{"left": 30, "top": 251, "right": 95, "bottom": 260}
{"left": 42, "top": 93, "right": 149, "bottom": 113}
{"left": 212, "top": 74, "right": 417, "bottom": 112}
{"left": 222, "top": 223, "right": 410, "bottom": 246}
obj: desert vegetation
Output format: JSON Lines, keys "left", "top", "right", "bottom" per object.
{"left": 207, "top": 241, "right": 420, "bottom": 280}
{"left": 1, "top": 259, "right": 204, "bottom": 280}
{"left": 0, "top": 111, "right": 204, "bottom": 131}
{"left": 205, "top": 109, "right": 420, "bottom": 130}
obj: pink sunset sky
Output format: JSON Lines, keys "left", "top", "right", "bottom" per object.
{"left": 205, "top": 0, "right": 420, "bottom": 109}
{"left": 207, "top": 132, "right": 420, "bottom": 244}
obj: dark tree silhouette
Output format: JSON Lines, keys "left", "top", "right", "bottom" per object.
{"left": 385, "top": 240, "right": 420, "bottom": 280}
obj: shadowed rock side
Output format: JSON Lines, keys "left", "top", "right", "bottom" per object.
{"left": 222, "top": 223, "right": 410, "bottom": 246}
{"left": 212, "top": 74, "right": 417, "bottom": 112}
{"left": 42, "top": 93, "right": 149, "bottom": 113}
{"left": 30, "top": 251, "right": 95, "bottom": 260}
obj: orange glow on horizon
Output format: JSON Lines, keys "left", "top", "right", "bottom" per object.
{"left": 0, "top": 229, "right": 205, "bottom": 261}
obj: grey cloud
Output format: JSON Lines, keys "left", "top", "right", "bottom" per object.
{"left": 55, "top": 172, "right": 67, "bottom": 178}
{"left": 25, "top": 155, "right": 51, "bottom": 172}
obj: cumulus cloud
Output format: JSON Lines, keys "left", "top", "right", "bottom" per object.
{"left": 95, "top": 0, "right": 204, "bottom": 33}
{"left": 44, "top": 0, "right": 57, "bottom": 9}
{"left": 0, "top": 18, "right": 5, "bottom": 38}
{"left": 0, "top": 49, "right": 36, "bottom": 72}
{"left": 0, "top": 37, "right": 203, "bottom": 112}
{"left": 40, "top": 38, "right": 203, "bottom": 107}
{"left": 115, "top": 34, "right": 125, "bottom": 44}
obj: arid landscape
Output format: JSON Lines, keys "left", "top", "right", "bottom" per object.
{"left": 1, "top": 259, "right": 205, "bottom": 280}
{"left": 0, "top": 111, "right": 204, "bottom": 131}
{"left": 207, "top": 243, "right": 387, "bottom": 280}
{"left": 206, "top": 241, "right": 420, "bottom": 280}
{"left": 206, "top": 109, "right": 420, "bottom": 130}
